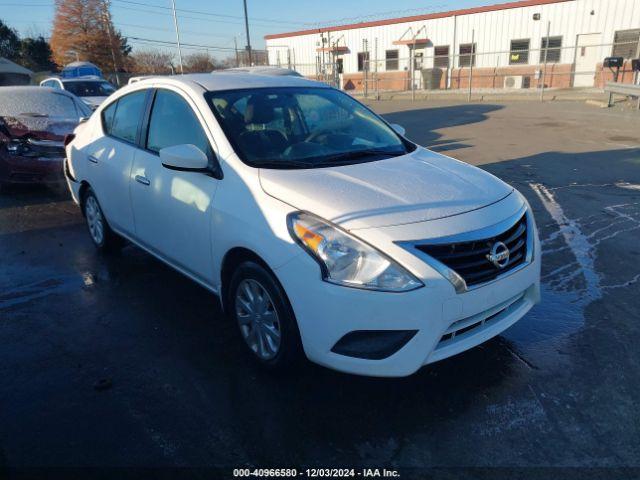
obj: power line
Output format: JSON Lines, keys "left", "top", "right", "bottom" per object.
{"left": 116, "top": 22, "right": 235, "bottom": 39}
{"left": 127, "top": 35, "right": 237, "bottom": 52}
{"left": 111, "top": 0, "right": 311, "bottom": 26}
{"left": 110, "top": 4, "right": 285, "bottom": 29}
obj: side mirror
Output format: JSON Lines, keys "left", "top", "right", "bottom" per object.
{"left": 390, "top": 123, "right": 406, "bottom": 136}
{"left": 160, "top": 144, "right": 209, "bottom": 171}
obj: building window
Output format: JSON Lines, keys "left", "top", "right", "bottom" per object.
{"left": 510, "top": 39, "right": 530, "bottom": 64}
{"left": 357, "top": 51, "right": 370, "bottom": 72}
{"left": 612, "top": 29, "right": 640, "bottom": 59}
{"left": 385, "top": 49, "right": 399, "bottom": 70}
{"left": 336, "top": 58, "right": 344, "bottom": 74}
{"left": 434, "top": 46, "right": 450, "bottom": 68}
{"left": 540, "top": 36, "right": 562, "bottom": 63}
{"left": 459, "top": 43, "right": 476, "bottom": 67}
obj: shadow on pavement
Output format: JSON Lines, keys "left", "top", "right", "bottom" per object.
{"left": 382, "top": 104, "right": 504, "bottom": 150}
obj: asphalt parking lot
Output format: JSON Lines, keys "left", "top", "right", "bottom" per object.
{"left": 1, "top": 99, "right": 639, "bottom": 476}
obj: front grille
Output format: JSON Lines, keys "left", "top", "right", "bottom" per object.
{"left": 416, "top": 213, "right": 528, "bottom": 288}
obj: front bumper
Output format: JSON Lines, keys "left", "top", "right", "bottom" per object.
{"left": 0, "top": 153, "right": 64, "bottom": 185}
{"left": 276, "top": 249, "right": 540, "bottom": 377}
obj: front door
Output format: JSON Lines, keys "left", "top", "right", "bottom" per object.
{"left": 130, "top": 88, "right": 219, "bottom": 285}
{"left": 574, "top": 33, "right": 601, "bottom": 87}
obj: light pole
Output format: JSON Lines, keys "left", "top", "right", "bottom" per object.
{"left": 101, "top": 0, "right": 120, "bottom": 86}
{"left": 170, "top": 0, "right": 184, "bottom": 73}
{"left": 242, "top": 0, "right": 252, "bottom": 65}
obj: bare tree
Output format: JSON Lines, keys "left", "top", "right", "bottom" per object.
{"left": 128, "top": 49, "right": 174, "bottom": 75}
{"left": 183, "top": 52, "right": 221, "bottom": 73}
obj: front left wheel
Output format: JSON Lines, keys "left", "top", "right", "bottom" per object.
{"left": 228, "top": 261, "right": 303, "bottom": 370}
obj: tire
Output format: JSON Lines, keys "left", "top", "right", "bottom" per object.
{"left": 82, "top": 187, "right": 124, "bottom": 252}
{"left": 228, "top": 261, "right": 303, "bottom": 370}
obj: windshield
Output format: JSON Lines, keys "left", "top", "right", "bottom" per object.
{"left": 206, "top": 87, "right": 413, "bottom": 169}
{"left": 63, "top": 80, "right": 116, "bottom": 97}
{"left": 0, "top": 90, "right": 83, "bottom": 119}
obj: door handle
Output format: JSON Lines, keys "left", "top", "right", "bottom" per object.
{"left": 88, "top": 155, "right": 98, "bottom": 164}
{"left": 135, "top": 175, "right": 150, "bottom": 186}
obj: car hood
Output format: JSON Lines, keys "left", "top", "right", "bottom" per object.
{"left": 81, "top": 96, "right": 107, "bottom": 108}
{"left": 259, "top": 148, "right": 514, "bottom": 230}
{"left": 0, "top": 115, "right": 78, "bottom": 141}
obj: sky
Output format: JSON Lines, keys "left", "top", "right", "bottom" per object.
{"left": 1, "top": 0, "right": 503, "bottom": 60}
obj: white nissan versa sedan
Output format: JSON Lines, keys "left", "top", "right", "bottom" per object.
{"left": 64, "top": 73, "right": 541, "bottom": 377}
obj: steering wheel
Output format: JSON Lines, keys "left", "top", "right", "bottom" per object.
{"left": 304, "top": 129, "right": 335, "bottom": 143}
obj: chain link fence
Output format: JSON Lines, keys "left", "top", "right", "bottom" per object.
{"left": 270, "top": 39, "right": 640, "bottom": 102}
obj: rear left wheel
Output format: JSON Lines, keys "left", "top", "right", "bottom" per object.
{"left": 83, "top": 188, "right": 123, "bottom": 252}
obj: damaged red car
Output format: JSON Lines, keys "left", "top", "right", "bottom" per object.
{"left": 0, "top": 86, "right": 91, "bottom": 191}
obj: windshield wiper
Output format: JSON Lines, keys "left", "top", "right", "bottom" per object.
{"left": 19, "top": 112, "right": 49, "bottom": 118}
{"left": 253, "top": 159, "right": 317, "bottom": 169}
{"left": 316, "top": 148, "right": 406, "bottom": 166}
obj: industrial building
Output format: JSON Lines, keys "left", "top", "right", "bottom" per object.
{"left": 265, "top": 0, "right": 640, "bottom": 92}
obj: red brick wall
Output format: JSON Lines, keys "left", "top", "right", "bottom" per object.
{"left": 342, "top": 71, "right": 409, "bottom": 92}
{"left": 594, "top": 60, "right": 637, "bottom": 88}
{"left": 449, "top": 63, "right": 573, "bottom": 89}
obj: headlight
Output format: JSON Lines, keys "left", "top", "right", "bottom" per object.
{"left": 6, "top": 139, "right": 28, "bottom": 156}
{"left": 288, "top": 211, "right": 423, "bottom": 292}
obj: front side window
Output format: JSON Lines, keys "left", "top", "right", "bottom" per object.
{"left": 206, "top": 87, "right": 413, "bottom": 169}
{"left": 109, "top": 90, "right": 147, "bottom": 143}
{"left": 63, "top": 80, "right": 116, "bottom": 97}
{"left": 146, "top": 89, "right": 212, "bottom": 159}
{"left": 510, "top": 39, "right": 530, "bottom": 65}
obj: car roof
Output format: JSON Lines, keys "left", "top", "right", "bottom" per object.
{"left": 134, "top": 72, "right": 329, "bottom": 92}
{"left": 222, "top": 66, "right": 303, "bottom": 77}
{"left": 61, "top": 76, "right": 106, "bottom": 82}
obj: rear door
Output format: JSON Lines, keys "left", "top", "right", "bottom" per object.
{"left": 85, "top": 89, "right": 148, "bottom": 235}
{"left": 130, "top": 87, "right": 220, "bottom": 284}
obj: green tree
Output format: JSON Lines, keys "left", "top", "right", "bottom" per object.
{"left": 0, "top": 19, "right": 20, "bottom": 60}
{"left": 19, "top": 36, "right": 56, "bottom": 71}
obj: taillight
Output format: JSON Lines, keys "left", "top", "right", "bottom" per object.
{"left": 64, "top": 134, "right": 76, "bottom": 147}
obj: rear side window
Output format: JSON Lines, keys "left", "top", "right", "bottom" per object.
{"left": 102, "top": 101, "right": 117, "bottom": 134}
{"left": 146, "top": 89, "right": 212, "bottom": 158}
{"left": 107, "top": 90, "right": 147, "bottom": 143}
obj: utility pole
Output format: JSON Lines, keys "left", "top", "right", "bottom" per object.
{"left": 243, "top": 0, "right": 253, "bottom": 65}
{"left": 100, "top": 0, "right": 120, "bottom": 86}
{"left": 467, "top": 29, "right": 475, "bottom": 102}
{"left": 234, "top": 36, "right": 239, "bottom": 67}
{"left": 540, "top": 21, "right": 551, "bottom": 102}
{"left": 170, "top": 0, "right": 184, "bottom": 73}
